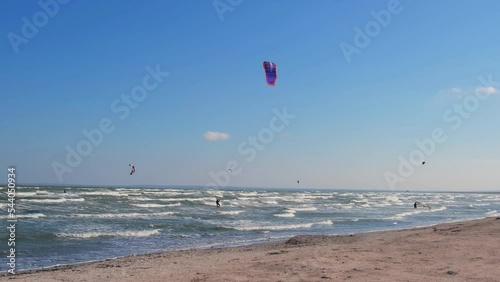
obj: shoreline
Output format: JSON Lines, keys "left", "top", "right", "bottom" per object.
{"left": 2, "top": 215, "right": 490, "bottom": 274}
{"left": 2, "top": 216, "right": 499, "bottom": 281}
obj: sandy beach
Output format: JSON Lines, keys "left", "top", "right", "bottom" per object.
{"left": 2, "top": 217, "right": 499, "bottom": 282}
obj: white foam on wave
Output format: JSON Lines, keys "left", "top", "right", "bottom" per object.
{"left": 158, "top": 197, "right": 208, "bottom": 202}
{"left": 297, "top": 194, "right": 327, "bottom": 200}
{"left": 260, "top": 196, "right": 282, "bottom": 200}
{"left": 387, "top": 206, "right": 447, "bottom": 221}
{"left": 16, "top": 192, "right": 38, "bottom": 197}
{"left": 280, "top": 195, "right": 316, "bottom": 203}
{"left": 57, "top": 229, "right": 160, "bottom": 238}
{"left": 230, "top": 198, "right": 264, "bottom": 207}
{"left": 0, "top": 213, "right": 46, "bottom": 219}
{"left": 384, "top": 195, "right": 403, "bottom": 205}
{"left": 126, "top": 193, "right": 143, "bottom": 196}
{"left": 274, "top": 213, "right": 295, "bottom": 218}
{"left": 262, "top": 200, "right": 279, "bottom": 205}
{"left": 238, "top": 192, "right": 259, "bottom": 197}
{"left": 131, "top": 203, "right": 170, "bottom": 208}
{"left": 371, "top": 202, "right": 391, "bottom": 208}
{"left": 485, "top": 210, "right": 499, "bottom": 216}
{"left": 237, "top": 197, "right": 256, "bottom": 201}
{"left": 21, "top": 198, "right": 85, "bottom": 203}
{"left": 70, "top": 212, "right": 176, "bottom": 218}
{"left": 287, "top": 207, "right": 317, "bottom": 212}
{"left": 142, "top": 191, "right": 196, "bottom": 196}
{"left": 483, "top": 196, "right": 500, "bottom": 201}
{"left": 79, "top": 191, "right": 127, "bottom": 197}
{"left": 129, "top": 197, "right": 156, "bottom": 201}
{"left": 328, "top": 203, "right": 354, "bottom": 209}
{"left": 231, "top": 220, "right": 332, "bottom": 231}
{"left": 217, "top": 210, "right": 244, "bottom": 215}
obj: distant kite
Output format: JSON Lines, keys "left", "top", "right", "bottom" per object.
{"left": 422, "top": 161, "right": 426, "bottom": 165}
{"left": 263, "top": 61, "right": 278, "bottom": 86}
{"left": 129, "top": 164, "right": 136, "bottom": 175}
{"left": 297, "top": 180, "right": 300, "bottom": 184}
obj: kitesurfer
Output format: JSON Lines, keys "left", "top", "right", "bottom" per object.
{"left": 216, "top": 198, "right": 220, "bottom": 207}
{"left": 414, "top": 202, "right": 417, "bottom": 208}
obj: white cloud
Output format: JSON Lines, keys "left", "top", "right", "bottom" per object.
{"left": 438, "top": 87, "right": 465, "bottom": 97}
{"left": 203, "top": 131, "right": 230, "bottom": 141}
{"left": 475, "top": 86, "right": 498, "bottom": 95}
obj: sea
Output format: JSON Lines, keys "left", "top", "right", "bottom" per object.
{"left": 1, "top": 185, "right": 499, "bottom": 272}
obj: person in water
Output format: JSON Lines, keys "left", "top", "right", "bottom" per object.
{"left": 414, "top": 202, "right": 417, "bottom": 208}
{"left": 216, "top": 198, "right": 220, "bottom": 207}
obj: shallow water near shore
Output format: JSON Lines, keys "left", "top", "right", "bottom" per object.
{"left": 1, "top": 185, "right": 499, "bottom": 271}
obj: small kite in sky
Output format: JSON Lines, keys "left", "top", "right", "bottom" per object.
{"left": 263, "top": 61, "right": 278, "bottom": 86}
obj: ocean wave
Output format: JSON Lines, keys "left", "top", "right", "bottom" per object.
{"left": 262, "top": 200, "right": 279, "bottom": 205}
{"left": 280, "top": 196, "right": 315, "bottom": 203}
{"left": 130, "top": 203, "right": 181, "bottom": 208}
{"left": 274, "top": 213, "right": 296, "bottom": 218}
{"left": 217, "top": 210, "right": 244, "bottom": 215}
{"left": 485, "top": 210, "right": 499, "bottom": 216}
{"left": 351, "top": 199, "right": 367, "bottom": 203}
{"left": 128, "top": 196, "right": 157, "bottom": 201}
{"left": 328, "top": 203, "right": 354, "bottom": 209}
{"left": 130, "top": 203, "right": 170, "bottom": 208}
{"left": 16, "top": 192, "right": 39, "bottom": 197}
{"left": 69, "top": 212, "right": 177, "bottom": 219}
{"left": 79, "top": 191, "right": 128, "bottom": 197}
{"left": 387, "top": 206, "right": 447, "bottom": 221}
{"left": 238, "top": 192, "right": 259, "bottom": 197}
{"left": 142, "top": 191, "right": 196, "bottom": 196}
{"left": 384, "top": 195, "right": 403, "bottom": 205}
{"left": 0, "top": 213, "right": 46, "bottom": 219}
{"left": 20, "top": 198, "right": 85, "bottom": 203}
{"left": 231, "top": 220, "right": 332, "bottom": 231}
{"left": 57, "top": 229, "right": 160, "bottom": 238}
{"left": 158, "top": 197, "right": 209, "bottom": 202}
{"left": 288, "top": 207, "right": 317, "bottom": 212}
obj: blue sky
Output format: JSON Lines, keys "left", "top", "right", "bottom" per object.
{"left": 1, "top": 0, "right": 499, "bottom": 191}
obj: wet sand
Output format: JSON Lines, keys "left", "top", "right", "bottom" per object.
{"left": 2, "top": 217, "right": 499, "bottom": 282}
